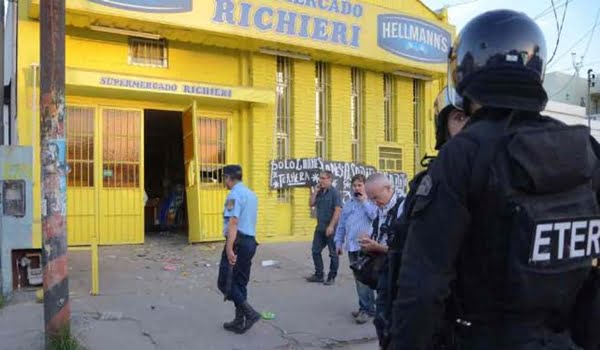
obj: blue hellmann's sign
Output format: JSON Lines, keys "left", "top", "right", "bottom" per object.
{"left": 89, "top": 0, "right": 192, "bottom": 13}
{"left": 377, "top": 14, "right": 451, "bottom": 63}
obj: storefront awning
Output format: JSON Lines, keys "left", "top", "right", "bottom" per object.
{"left": 65, "top": 68, "right": 275, "bottom": 105}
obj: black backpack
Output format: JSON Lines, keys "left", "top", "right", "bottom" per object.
{"left": 457, "top": 113, "right": 600, "bottom": 326}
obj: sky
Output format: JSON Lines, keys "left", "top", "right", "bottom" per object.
{"left": 421, "top": 0, "right": 600, "bottom": 78}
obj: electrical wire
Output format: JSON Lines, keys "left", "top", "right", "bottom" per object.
{"left": 547, "top": 0, "right": 570, "bottom": 65}
{"left": 548, "top": 9, "right": 600, "bottom": 68}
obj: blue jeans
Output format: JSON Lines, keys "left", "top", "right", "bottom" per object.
{"left": 349, "top": 251, "right": 375, "bottom": 315}
{"left": 217, "top": 234, "right": 257, "bottom": 306}
{"left": 311, "top": 229, "right": 339, "bottom": 279}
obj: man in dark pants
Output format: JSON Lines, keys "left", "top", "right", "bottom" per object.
{"left": 391, "top": 10, "right": 600, "bottom": 350}
{"left": 307, "top": 170, "right": 342, "bottom": 285}
{"left": 217, "top": 165, "right": 261, "bottom": 334}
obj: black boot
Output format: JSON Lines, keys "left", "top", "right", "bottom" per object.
{"left": 223, "top": 306, "right": 244, "bottom": 331}
{"left": 232, "top": 301, "right": 261, "bottom": 334}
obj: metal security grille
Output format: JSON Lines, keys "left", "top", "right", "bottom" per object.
{"left": 384, "top": 74, "right": 397, "bottom": 142}
{"left": 276, "top": 56, "right": 293, "bottom": 201}
{"left": 351, "top": 67, "right": 364, "bottom": 163}
{"left": 413, "top": 79, "right": 423, "bottom": 173}
{"left": 276, "top": 56, "right": 292, "bottom": 160}
{"left": 102, "top": 109, "right": 141, "bottom": 188}
{"left": 128, "top": 38, "right": 168, "bottom": 68}
{"left": 67, "top": 106, "right": 95, "bottom": 187}
{"left": 379, "top": 146, "right": 403, "bottom": 171}
{"left": 315, "top": 62, "right": 330, "bottom": 159}
{"left": 198, "top": 118, "right": 226, "bottom": 185}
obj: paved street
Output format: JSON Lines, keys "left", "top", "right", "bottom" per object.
{"left": 0, "top": 233, "right": 378, "bottom": 350}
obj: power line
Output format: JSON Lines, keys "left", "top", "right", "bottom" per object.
{"left": 547, "top": 0, "right": 569, "bottom": 65}
{"left": 547, "top": 10, "right": 600, "bottom": 68}
{"left": 534, "top": 0, "right": 572, "bottom": 20}
{"left": 582, "top": 8, "right": 600, "bottom": 61}
{"left": 550, "top": 59, "right": 600, "bottom": 72}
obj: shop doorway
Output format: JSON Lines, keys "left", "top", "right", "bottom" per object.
{"left": 144, "top": 109, "right": 187, "bottom": 236}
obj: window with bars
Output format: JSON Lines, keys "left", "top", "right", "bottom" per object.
{"left": 102, "top": 109, "right": 141, "bottom": 188}
{"left": 413, "top": 80, "right": 423, "bottom": 173}
{"left": 276, "top": 57, "right": 293, "bottom": 201}
{"left": 384, "top": 74, "right": 397, "bottom": 142}
{"left": 379, "top": 147, "right": 403, "bottom": 171}
{"left": 198, "top": 118, "right": 227, "bottom": 184}
{"left": 276, "top": 56, "right": 292, "bottom": 160}
{"left": 128, "top": 38, "right": 168, "bottom": 68}
{"left": 351, "top": 67, "right": 364, "bottom": 163}
{"left": 315, "top": 62, "right": 330, "bottom": 159}
{"left": 67, "top": 106, "right": 95, "bottom": 187}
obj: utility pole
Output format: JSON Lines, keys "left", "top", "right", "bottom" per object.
{"left": 0, "top": 0, "right": 5, "bottom": 145}
{"left": 588, "top": 69, "right": 596, "bottom": 131}
{"left": 40, "top": 0, "right": 70, "bottom": 347}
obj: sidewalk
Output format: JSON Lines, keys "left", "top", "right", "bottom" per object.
{"left": 0, "top": 233, "right": 378, "bottom": 350}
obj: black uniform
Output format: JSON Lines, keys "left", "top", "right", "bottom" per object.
{"left": 390, "top": 108, "right": 600, "bottom": 350}
{"left": 391, "top": 9, "right": 600, "bottom": 350}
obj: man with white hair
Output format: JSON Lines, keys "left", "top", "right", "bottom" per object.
{"left": 362, "top": 173, "right": 405, "bottom": 344}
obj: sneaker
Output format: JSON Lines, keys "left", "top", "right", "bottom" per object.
{"left": 355, "top": 311, "right": 372, "bottom": 324}
{"left": 352, "top": 310, "right": 360, "bottom": 318}
{"left": 306, "top": 275, "right": 325, "bottom": 283}
{"left": 324, "top": 277, "right": 335, "bottom": 286}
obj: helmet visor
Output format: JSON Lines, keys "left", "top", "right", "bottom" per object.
{"left": 447, "top": 62, "right": 464, "bottom": 110}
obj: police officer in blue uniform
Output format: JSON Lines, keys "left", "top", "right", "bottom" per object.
{"left": 390, "top": 10, "right": 600, "bottom": 350}
{"left": 217, "top": 165, "right": 261, "bottom": 334}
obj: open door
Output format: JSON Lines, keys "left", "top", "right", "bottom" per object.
{"left": 183, "top": 102, "right": 202, "bottom": 242}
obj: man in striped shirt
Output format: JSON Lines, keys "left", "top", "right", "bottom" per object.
{"left": 335, "top": 174, "right": 378, "bottom": 324}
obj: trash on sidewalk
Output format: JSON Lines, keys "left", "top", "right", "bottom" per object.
{"left": 261, "top": 311, "right": 276, "bottom": 320}
{"left": 163, "top": 263, "right": 177, "bottom": 271}
{"left": 98, "top": 311, "right": 123, "bottom": 321}
{"left": 261, "top": 260, "right": 280, "bottom": 267}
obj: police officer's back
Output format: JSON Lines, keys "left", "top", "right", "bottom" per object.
{"left": 391, "top": 10, "right": 600, "bottom": 350}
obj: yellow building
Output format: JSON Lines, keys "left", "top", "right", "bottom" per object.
{"left": 18, "top": 0, "right": 453, "bottom": 247}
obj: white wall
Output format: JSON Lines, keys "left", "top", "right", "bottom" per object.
{"left": 543, "top": 100, "right": 600, "bottom": 142}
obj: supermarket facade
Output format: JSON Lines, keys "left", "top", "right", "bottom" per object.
{"left": 16, "top": 0, "right": 454, "bottom": 248}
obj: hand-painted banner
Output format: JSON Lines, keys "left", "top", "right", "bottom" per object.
{"left": 269, "top": 157, "right": 408, "bottom": 202}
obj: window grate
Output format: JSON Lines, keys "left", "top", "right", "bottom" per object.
{"left": 128, "top": 38, "right": 168, "bottom": 68}
{"left": 67, "top": 106, "right": 95, "bottom": 187}
{"left": 351, "top": 67, "right": 364, "bottom": 163}
{"left": 379, "top": 147, "right": 403, "bottom": 171}
{"left": 315, "top": 61, "right": 330, "bottom": 159}
{"left": 276, "top": 56, "right": 293, "bottom": 201}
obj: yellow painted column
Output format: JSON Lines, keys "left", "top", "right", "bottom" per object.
{"left": 249, "top": 53, "right": 277, "bottom": 240}
{"left": 364, "top": 71, "right": 385, "bottom": 167}
{"left": 17, "top": 19, "right": 42, "bottom": 248}
{"left": 396, "top": 77, "right": 416, "bottom": 179}
{"left": 291, "top": 59, "right": 316, "bottom": 238}
{"left": 329, "top": 65, "right": 351, "bottom": 162}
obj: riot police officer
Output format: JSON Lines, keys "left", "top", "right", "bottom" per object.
{"left": 390, "top": 9, "right": 600, "bottom": 350}
{"left": 376, "top": 87, "right": 467, "bottom": 349}
{"left": 217, "top": 165, "right": 261, "bottom": 334}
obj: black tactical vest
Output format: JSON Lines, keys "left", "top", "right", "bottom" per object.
{"left": 456, "top": 112, "right": 600, "bottom": 328}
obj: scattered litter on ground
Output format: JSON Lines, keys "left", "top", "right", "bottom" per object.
{"left": 163, "top": 263, "right": 177, "bottom": 272}
{"left": 261, "top": 260, "right": 280, "bottom": 267}
{"left": 261, "top": 311, "right": 276, "bottom": 320}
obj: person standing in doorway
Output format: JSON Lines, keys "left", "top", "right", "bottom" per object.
{"left": 217, "top": 165, "right": 261, "bottom": 334}
{"left": 335, "top": 174, "right": 378, "bottom": 324}
{"left": 307, "top": 170, "right": 342, "bottom": 285}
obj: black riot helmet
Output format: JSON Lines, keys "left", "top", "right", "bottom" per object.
{"left": 434, "top": 86, "right": 456, "bottom": 150}
{"left": 448, "top": 9, "right": 548, "bottom": 113}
